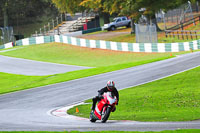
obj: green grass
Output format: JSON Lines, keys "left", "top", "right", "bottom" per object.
{"left": 0, "top": 43, "right": 175, "bottom": 94}
{"left": 68, "top": 66, "right": 200, "bottom": 122}
{"left": 0, "top": 130, "right": 200, "bottom": 133}
{"left": 0, "top": 43, "right": 176, "bottom": 67}
{"left": 99, "top": 32, "right": 200, "bottom": 43}
{"left": 0, "top": 42, "right": 198, "bottom": 94}
{"left": 0, "top": 72, "right": 48, "bottom": 94}
{"left": 85, "top": 30, "right": 108, "bottom": 35}
{"left": 0, "top": 55, "right": 171, "bottom": 94}
{"left": 186, "top": 22, "right": 200, "bottom": 30}
{"left": 105, "top": 34, "right": 135, "bottom": 43}
{"left": 83, "top": 27, "right": 200, "bottom": 43}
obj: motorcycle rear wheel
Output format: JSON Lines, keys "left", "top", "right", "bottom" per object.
{"left": 101, "top": 107, "right": 111, "bottom": 123}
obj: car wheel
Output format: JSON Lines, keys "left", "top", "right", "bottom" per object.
{"left": 111, "top": 26, "right": 116, "bottom": 31}
{"left": 126, "top": 22, "right": 131, "bottom": 28}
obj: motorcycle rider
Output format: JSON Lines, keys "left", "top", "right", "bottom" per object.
{"left": 91, "top": 80, "right": 119, "bottom": 112}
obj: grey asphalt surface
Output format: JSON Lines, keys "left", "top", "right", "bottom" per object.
{"left": 0, "top": 55, "right": 91, "bottom": 75}
{"left": 0, "top": 52, "right": 200, "bottom": 131}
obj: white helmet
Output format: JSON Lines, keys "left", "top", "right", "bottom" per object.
{"left": 107, "top": 80, "right": 115, "bottom": 91}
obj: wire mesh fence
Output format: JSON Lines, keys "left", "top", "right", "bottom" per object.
{"left": 165, "top": 30, "right": 200, "bottom": 40}
{"left": 156, "top": 1, "right": 200, "bottom": 30}
{"left": 0, "top": 27, "right": 14, "bottom": 45}
{"left": 135, "top": 24, "right": 158, "bottom": 43}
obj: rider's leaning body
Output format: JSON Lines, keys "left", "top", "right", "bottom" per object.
{"left": 91, "top": 80, "right": 119, "bottom": 111}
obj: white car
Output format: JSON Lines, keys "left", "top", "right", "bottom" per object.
{"left": 103, "top": 16, "right": 131, "bottom": 31}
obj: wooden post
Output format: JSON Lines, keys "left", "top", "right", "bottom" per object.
{"left": 195, "top": 31, "right": 198, "bottom": 40}
{"left": 186, "top": 31, "right": 188, "bottom": 40}
{"left": 182, "top": 31, "right": 184, "bottom": 40}
{"left": 190, "top": 31, "right": 193, "bottom": 40}
{"left": 177, "top": 31, "right": 179, "bottom": 39}
{"left": 181, "top": 23, "right": 183, "bottom": 30}
{"left": 165, "top": 31, "right": 168, "bottom": 38}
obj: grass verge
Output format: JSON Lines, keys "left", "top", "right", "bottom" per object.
{"left": 68, "top": 66, "right": 200, "bottom": 122}
{"left": 0, "top": 42, "right": 198, "bottom": 94}
{"left": 0, "top": 43, "right": 177, "bottom": 67}
{"left": 0, "top": 56, "right": 170, "bottom": 94}
{"left": 82, "top": 28, "right": 200, "bottom": 43}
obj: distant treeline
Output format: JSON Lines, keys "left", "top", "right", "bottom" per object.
{"left": 0, "top": 0, "right": 58, "bottom": 27}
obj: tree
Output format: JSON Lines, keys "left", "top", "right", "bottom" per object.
{"left": 84, "top": 0, "right": 141, "bottom": 33}
{"left": 0, "top": 0, "right": 55, "bottom": 27}
{"left": 80, "top": 0, "right": 112, "bottom": 24}
{"left": 51, "top": 0, "right": 84, "bottom": 15}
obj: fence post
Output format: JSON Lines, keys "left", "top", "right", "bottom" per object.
{"left": 185, "top": 31, "right": 188, "bottom": 40}
{"left": 61, "top": 14, "right": 63, "bottom": 23}
{"left": 57, "top": 27, "right": 60, "bottom": 35}
{"left": 181, "top": 31, "right": 184, "bottom": 40}
{"left": 48, "top": 23, "right": 50, "bottom": 33}
{"left": 44, "top": 25, "right": 46, "bottom": 35}
{"left": 65, "top": 13, "right": 67, "bottom": 21}
{"left": 40, "top": 28, "right": 42, "bottom": 35}
{"left": 195, "top": 31, "right": 197, "bottom": 39}
{"left": 181, "top": 23, "right": 184, "bottom": 30}
{"left": 177, "top": 31, "right": 179, "bottom": 39}
{"left": 190, "top": 31, "right": 193, "bottom": 40}
{"left": 165, "top": 31, "right": 168, "bottom": 38}
{"left": 57, "top": 17, "right": 59, "bottom": 26}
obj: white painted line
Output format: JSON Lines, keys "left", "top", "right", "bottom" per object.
{"left": 50, "top": 64, "right": 200, "bottom": 121}
{"left": 50, "top": 102, "right": 89, "bottom": 121}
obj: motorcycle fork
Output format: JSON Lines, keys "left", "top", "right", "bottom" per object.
{"left": 101, "top": 105, "right": 108, "bottom": 114}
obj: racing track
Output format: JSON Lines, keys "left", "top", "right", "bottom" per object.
{"left": 0, "top": 55, "right": 91, "bottom": 75}
{"left": 0, "top": 52, "right": 200, "bottom": 131}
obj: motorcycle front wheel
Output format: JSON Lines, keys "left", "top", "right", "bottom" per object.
{"left": 101, "top": 107, "right": 111, "bottom": 123}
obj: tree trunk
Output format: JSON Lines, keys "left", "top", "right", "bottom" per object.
{"left": 151, "top": 14, "right": 162, "bottom": 31}
{"left": 3, "top": 8, "right": 8, "bottom": 28}
{"left": 102, "top": 12, "right": 110, "bottom": 24}
{"left": 131, "top": 18, "right": 135, "bottom": 34}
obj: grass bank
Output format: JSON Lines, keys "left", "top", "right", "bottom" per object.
{"left": 68, "top": 66, "right": 200, "bottom": 122}
{"left": 0, "top": 43, "right": 176, "bottom": 67}
{"left": 0, "top": 56, "right": 171, "bottom": 94}
{"left": 0, "top": 43, "right": 178, "bottom": 94}
{"left": 82, "top": 27, "right": 200, "bottom": 43}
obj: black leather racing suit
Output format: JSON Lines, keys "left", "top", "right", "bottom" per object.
{"left": 91, "top": 86, "right": 119, "bottom": 111}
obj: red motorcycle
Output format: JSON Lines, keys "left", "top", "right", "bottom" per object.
{"left": 89, "top": 92, "right": 118, "bottom": 123}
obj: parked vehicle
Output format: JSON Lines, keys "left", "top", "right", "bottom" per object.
{"left": 103, "top": 16, "right": 131, "bottom": 31}
{"left": 89, "top": 92, "right": 118, "bottom": 123}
